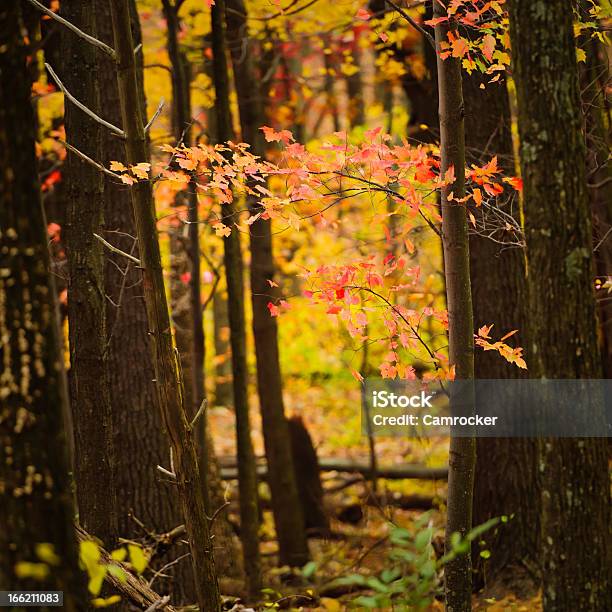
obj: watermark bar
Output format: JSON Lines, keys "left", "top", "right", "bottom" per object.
{"left": 362, "top": 379, "right": 612, "bottom": 437}
{"left": 0, "top": 592, "right": 63, "bottom": 607}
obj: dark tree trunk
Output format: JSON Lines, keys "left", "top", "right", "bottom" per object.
{"left": 213, "top": 289, "right": 234, "bottom": 405}
{"left": 95, "top": 3, "right": 195, "bottom": 603}
{"left": 210, "top": 0, "right": 262, "bottom": 595}
{"left": 463, "top": 72, "right": 539, "bottom": 592}
{"left": 0, "top": 5, "right": 85, "bottom": 607}
{"left": 60, "top": 0, "right": 118, "bottom": 548}
{"left": 433, "top": 2, "right": 475, "bottom": 609}
{"left": 288, "top": 417, "right": 329, "bottom": 533}
{"left": 226, "top": 0, "right": 310, "bottom": 568}
{"left": 507, "top": 2, "right": 611, "bottom": 610}
{"left": 345, "top": 41, "right": 365, "bottom": 127}
{"left": 108, "top": 1, "right": 221, "bottom": 609}
{"left": 580, "top": 30, "right": 612, "bottom": 378}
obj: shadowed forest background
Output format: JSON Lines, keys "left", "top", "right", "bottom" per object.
{"left": 0, "top": 0, "right": 611, "bottom": 610}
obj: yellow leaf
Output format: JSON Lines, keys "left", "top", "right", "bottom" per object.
{"left": 35, "top": 543, "right": 60, "bottom": 566}
{"left": 128, "top": 544, "right": 148, "bottom": 574}
{"left": 576, "top": 48, "right": 587, "bottom": 63}
{"left": 110, "top": 548, "right": 127, "bottom": 562}
{"left": 14, "top": 562, "right": 49, "bottom": 581}
{"left": 110, "top": 161, "right": 127, "bottom": 172}
{"left": 321, "top": 597, "right": 342, "bottom": 611}
{"left": 79, "top": 541, "right": 106, "bottom": 596}
{"left": 91, "top": 595, "right": 122, "bottom": 608}
{"left": 131, "top": 162, "right": 151, "bottom": 179}
{"left": 213, "top": 222, "right": 232, "bottom": 238}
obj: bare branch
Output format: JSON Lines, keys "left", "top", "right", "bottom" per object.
{"left": 189, "top": 398, "right": 207, "bottom": 431}
{"left": 383, "top": 0, "right": 436, "bottom": 51}
{"left": 60, "top": 140, "right": 122, "bottom": 180}
{"left": 156, "top": 465, "right": 176, "bottom": 480}
{"left": 25, "top": 0, "right": 117, "bottom": 59}
{"left": 144, "top": 596, "right": 171, "bottom": 612}
{"left": 145, "top": 98, "right": 165, "bottom": 133}
{"left": 94, "top": 233, "right": 142, "bottom": 266}
{"left": 46, "top": 64, "right": 125, "bottom": 138}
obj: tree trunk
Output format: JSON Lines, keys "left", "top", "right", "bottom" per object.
{"left": 226, "top": 0, "right": 310, "bottom": 568}
{"left": 463, "top": 71, "right": 539, "bottom": 592}
{"left": 162, "top": 0, "right": 242, "bottom": 579}
{"left": 95, "top": 3, "right": 195, "bottom": 603}
{"left": 60, "top": 0, "right": 118, "bottom": 548}
{"left": 433, "top": 2, "right": 475, "bottom": 610}
{"left": 213, "top": 289, "right": 234, "bottom": 405}
{"left": 209, "top": 0, "right": 262, "bottom": 595}
{"left": 580, "top": 29, "right": 612, "bottom": 378}
{"left": 0, "top": 5, "right": 85, "bottom": 607}
{"left": 108, "top": 1, "right": 221, "bottom": 609}
{"left": 507, "top": 2, "right": 611, "bottom": 610}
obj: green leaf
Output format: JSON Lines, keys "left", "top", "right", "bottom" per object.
{"left": 301, "top": 561, "right": 317, "bottom": 579}
{"left": 352, "top": 595, "right": 381, "bottom": 608}
{"left": 480, "top": 550, "right": 491, "bottom": 559}
{"left": 414, "top": 528, "right": 433, "bottom": 551}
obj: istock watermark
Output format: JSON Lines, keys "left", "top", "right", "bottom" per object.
{"left": 362, "top": 379, "right": 612, "bottom": 438}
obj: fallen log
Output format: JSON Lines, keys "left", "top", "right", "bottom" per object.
{"left": 218, "top": 456, "right": 448, "bottom": 481}
{"left": 75, "top": 525, "right": 177, "bottom": 611}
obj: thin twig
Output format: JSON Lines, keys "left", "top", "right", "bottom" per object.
{"left": 144, "top": 595, "right": 171, "bottom": 612}
{"left": 46, "top": 64, "right": 125, "bottom": 137}
{"left": 148, "top": 555, "right": 190, "bottom": 589}
{"left": 145, "top": 98, "right": 165, "bottom": 133}
{"left": 94, "top": 233, "right": 142, "bottom": 266}
{"left": 189, "top": 398, "right": 207, "bottom": 431}
{"left": 60, "top": 140, "right": 122, "bottom": 180}
{"left": 25, "top": 0, "right": 117, "bottom": 58}
{"left": 383, "top": 0, "right": 436, "bottom": 50}
{"left": 156, "top": 465, "right": 176, "bottom": 479}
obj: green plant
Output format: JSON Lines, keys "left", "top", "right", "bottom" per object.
{"left": 331, "top": 513, "right": 501, "bottom": 609}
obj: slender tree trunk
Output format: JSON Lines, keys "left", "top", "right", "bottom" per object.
{"left": 0, "top": 5, "right": 85, "bottom": 607}
{"left": 162, "top": 0, "right": 243, "bottom": 578}
{"left": 60, "top": 0, "right": 118, "bottom": 548}
{"left": 226, "top": 0, "right": 310, "bottom": 568}
{"left": 209, "top": 0, "right": 262, "bottom": 595}
{"left": 433, "top": 2, "right": 475, "bottom": 610}
{"left": 95, "top": 3, "right": 195, "bottom": 602}
{"left": 213, "top": 289, "right": 234, "bottom": 405}
{"left": 345, "top": 39, "right": 365, "bottom": 127}
{"left": 463, "top": 72, "right": 539, "bottom": 592}
{"left": 580, "top": 29, "right": 612, "bottom": 378}
{"left": 108, "top": 1, "right": 220, "bottom": 609}
{"left": 507, "top": 2, "right": 611, "bottom": 610}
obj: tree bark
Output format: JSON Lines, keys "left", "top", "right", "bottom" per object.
{"left": 579, "top": 26, "right": 612, "bottom": 378}
{"left": 210, "top": 0, "right": 262, "bottom": 596}
{"left": 507, "top": 2, "right": 611, "bottom": 610}
{"left": 0, "top": 5, "right": 85, "bottom": 607}
{"left": 162, "top": 0, "right": 243, "bottom": 579}
{"left": 60, "top": 0, "right": 118, "bottom": 548}
{"left": 226, "top": 0, "right": 310, "bottom": 568}
{"left": 433, "top": 2, "right": 475, "bottom": 610}
{"left": 463, "top": 71, "right": 539, "bottom": 592}
{"left": 108, "top": 1, "right": 221, "bottom": 609}
{"left": 95, "top": 3, "right": 195, "bottom": 603}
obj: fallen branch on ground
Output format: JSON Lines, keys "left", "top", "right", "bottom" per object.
{"left": 218, "top": 456, "right": 448, "bottom": 481}
{"left": 75, "top": 525, "right": 177, "bottom": 611}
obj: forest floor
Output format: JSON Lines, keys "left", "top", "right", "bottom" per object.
{"left": 208, "top": 378, "right": 542, "bottom": 611}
